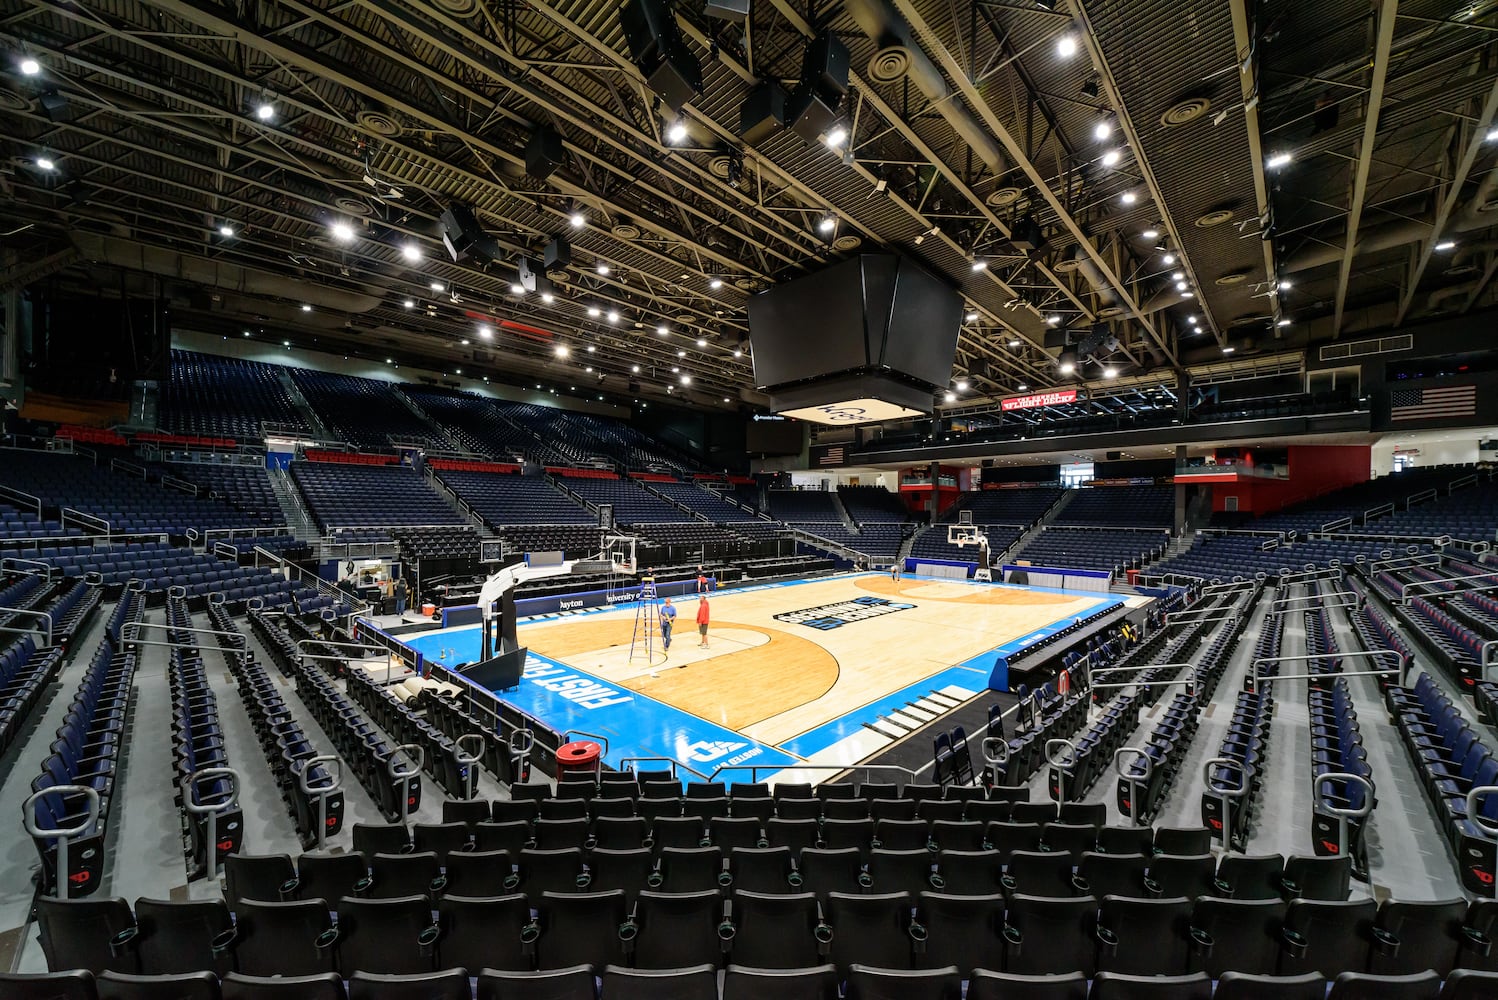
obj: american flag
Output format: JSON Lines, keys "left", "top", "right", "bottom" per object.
{"left": 1390, "top": 384, "right": 1477, "bottom": 422}
{"left": 818, "top": 446, "right": 845, "bottom": 466}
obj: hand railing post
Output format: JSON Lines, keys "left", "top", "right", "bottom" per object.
{"left": 454, "top": 734, "right": 485, "bottom": 800}
{"left": 1114, "top": 747, "right": 1152, "bottom": 827}
{"left": 23, "top": 786, "right": 100, "bottom": 899}
{"left": 299, "top": 755, "right": 343, "bottom": 850}
{"left": 182, "top": 767, "right": 241, "bottom": 881}
{"left": 390, "top": 744, "right": 425, "bottom": 829}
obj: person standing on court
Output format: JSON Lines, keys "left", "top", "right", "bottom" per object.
{"left": 660, "top": 597, "right": 677, "bottom": 651}
{"left": 890, "top": 561, "right": 901, "bottom": 584}
{"left": 696, "top": 595, "right": 711, "bottom": 648}
{"left": 394, "top": 576, "right": 409, "bottom": 617}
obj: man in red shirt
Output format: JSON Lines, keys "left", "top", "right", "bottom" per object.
{"left": 696, "top": 595, "right": 711, "bottom": 649}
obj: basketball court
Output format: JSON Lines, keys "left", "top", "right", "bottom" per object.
{"left": 399, "top": 570, "right": 1147, "bottom": 785}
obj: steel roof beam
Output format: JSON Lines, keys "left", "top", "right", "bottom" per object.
{"left": 1227, "top": 0, "right": 1283, "bottom": 347}
{"left": 1073, "top": 0, "right": 1222, "bottom": 350}
{"left": 1333, "top": 0, "right": 1399, "bottom": 337}
{"left": 1393, "top": 74, "right": 1498, "bottom": 325}
{"left": 890, "top": 0, "right": 1177, "bottom": 369}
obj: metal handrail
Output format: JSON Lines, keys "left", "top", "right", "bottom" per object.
{"left": 707, "top": 762, "right": 921, "bottom": 787}
{"left": 0, "top": 606, "right": 54, "bottom": 646}
{"left": 389, "top": 744, "right": 424, "bottom": 829}
{"left": 1091, "top": 665, "right": 1197, "bottom": 695}
{"left": 23, "top": 785, "right": 100, "bottom": 899}
{"left": 297, "top": 755, "right": 343, "bottom": 850}
{"left": 1268, "top": 593, "right": 1360, "bottom": 617}
{"left": 1249, "top": 648, "right": 1408, "bottom": 692}
{"left": 1402, "top": 569, "right": 1498, "bottom": 606}
{"left": 1114, "top": 747, "right": 1153, "bottom": 827}
{"left": 181, "top": 767, "right": 241, "bottom": 881}
{"left": 1313, "top": 771, "right": 1373, "bottom": 821}
{"left": 563, "top": 730, "right": 612, "bottom": 758}
{"left": 1466, "top": 784, "right": 1498, "bottom": 840}
{"left": 620, "top": 757, "right": 710, "bottom": 781}
{"left": 1279, "top": 566, "right": 1344, "bottom": 587}
{"left": 2, "top": 557, "right": 56, "bottom": 581}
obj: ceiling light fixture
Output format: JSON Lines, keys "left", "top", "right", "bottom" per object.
{"left": 1277, "top": 318, "right": 1292, "bottom": 327}
{"left": 1058, "top": 350, "right": 1078, "bottom": 375}
{"left": 965, "top": 311, "right": 979, "bottom": 322}
{"left": 555, "top": 345, "right": 570, "bottom": 358}
{"left": 35, "top": 156, "right": 55, "bottom": 171}
{"left": 479, "top": 325, "right": 493, "bottom": 339}
{"left": 300, "top": 304, "right": 312, "bottom": 312}
{"left": 1017, "top": 383, "right": 1029, "bottom": 391}
{"left": 20, "top": 57, "right": 41, "bottom": 76}
{"left": 1176, "top": 281, "right": 1188, "bottom": 291}
{"left": 1120, "top": 191, "right": 1137, "bottom": 205}
{"left": 403, "top": 299, "right": 415, "bottom": 309}
{"left": 1266, "top": 151, "right": 1292, "bottom": 169}
{"left": 510, "top": 282, "right": 525, "bottom": 295}
{"left": 733, "top": 349, "right": 743, "bottom": 358}
{"left": 943, "top": 391, "right": 957, "bottom": 403}
{"left": 218, "top": 224, "right": 235, "bottom": 237}
{"left": 254, "top": 101, "right": 274, "bottom": 121}
{"left": 1161, "top": 252, "right": 1176, "bottom": 265}
{"left": 709, "top": 278, "right": 723, "bottom": 289}
{"left": 1278, "top": 278, "right": 1292, "bottom": 290}
{"left": 569, "top": 211, "right": 586, "bottom": 228}
{"left": 596, "top": 263, "right": 610, "bottom": 275}
{"left": 541, "top": 292, "right": 555, "bottom": 303}
{"left": 1093, "top": 119, "right": 1112, "bottom": 141}
{"left": 971, "top": 259, "right": 988, "bottom": 272}
{"left": 1222, "top": 345, "right": 1235, "bottom": 353}
{"left": 606, "top": 311, "right": 618, "bottom": 323}
{"left": 825, "top": 126, "right": 848, "bottom": 147}
{"left": 681, "top": 375, "right": 692, "bottom": 385}
{"left": 817, "top": 214, "right": 836, "bottom": 234}
{"left": 666, "top": 118, "right": 688, "bottom": 144}
{"left": 1141, "top": 227, "right": 1160, "bottom": 240}
{"left": 1056, "top": 34, "right": 1077, "bottom": 58}
{"left": 587, "top": 306, "right": 601, "bottom": 318}
{"left": 1009, "top": 338, "right": 1022, "bottom": 347}
{"left": 696, "top": 337, "right": 707, "bottom": 347}
{"left": 587, "top": 345, "right": 596, "bottom": 353}
{"left": 1047, "top": 315, "right": 1061, "bottom": 326}
{"left": 430, "top": 281, "right": 445, "bottom": 292}
{"left": 1488, "top": 126, "right": 1498, "bottom": 142}
{"left": 1435, "top": 240, "right": 1456, "bottom": 251}
{"left": 1101, "top": 149, "right": 1122, "bottom": 167}
{"left": 656, "top": 324, "right": 669, "bottom": 335}
{"left": 677, "top": 349, "right": 687, "bottom": 357}
{"left": 1103, "top": 366, "right": 1118, "bottom": 379}
{"left": 330, "top": 221, "right": 356, "bottom": 243}
{"left": 401, "top": 243, "right": 422, "bottom": 263}
{"left": 955, "top": 380, "right": 969, "bottom": 392}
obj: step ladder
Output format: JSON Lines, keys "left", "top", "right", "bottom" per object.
{"left": 629, "top": 575, "right": 665, "bottom": 669}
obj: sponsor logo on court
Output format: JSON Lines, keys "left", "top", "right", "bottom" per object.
{"left": 773, "top": 595, "right": 916, "bottom": 631}
{"left": 524, "top": 663, "right": 633, "bottom": 710}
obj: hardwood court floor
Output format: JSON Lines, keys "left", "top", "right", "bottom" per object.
{"left": 518, "top": 574, "right": 1102, "bottom": 746}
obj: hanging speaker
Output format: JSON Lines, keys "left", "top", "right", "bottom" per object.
{"left": 704, "top": 0, "right": 749, "bottom": 21}
{"left": 525, "top": 125, "right": 565, "bottom": 181}
{"left": 619, "top": 0, "right": 702, "bottom": 110}
{"left": 440, "top": 203, "right": 485, "bottom": 262}
{"left": 800, "top": 31, "right": 849, "bottom": 98}
{"left": 739, "top": 81, "right": 788, "bottom": 145}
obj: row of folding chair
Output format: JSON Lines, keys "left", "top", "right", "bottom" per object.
{"left": 211, "top": 605, "right": 346, "bottom": 848}
{"left": 166, "top": 597, "right": 244, "bottom": 878}
{"left": 28, "top": 595, "right": 144, "bottom": 897}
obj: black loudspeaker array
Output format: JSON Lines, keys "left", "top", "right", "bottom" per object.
{"left": 618, "top": 0, "right": 703, "bottom": 111}
{"left": 525, "top": 126, "right": 565, "bottom": 181}
{"left": 440, "top": 203, "right": 488, "bottom": 262}
{"left": 703, "top": 0, "right": 749, "bottom": 21}
{"left": 787, "top": 31, "right": 849, "bottom": 141}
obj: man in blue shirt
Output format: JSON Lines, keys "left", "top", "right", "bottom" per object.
{"left": 660, "top": 597, "right": 677, "bottom": 651}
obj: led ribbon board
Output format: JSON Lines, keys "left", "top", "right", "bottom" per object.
{"left": 1001, "top": 388, "right": 1079, "bottom": 412}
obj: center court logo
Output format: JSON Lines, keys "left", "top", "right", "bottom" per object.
{"left": 774, "top": 595, "right": 916, "bottom": 631}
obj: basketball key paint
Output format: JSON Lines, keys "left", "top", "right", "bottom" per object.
{"left": 525, "top": 663, "right": 633, "bottom": 709}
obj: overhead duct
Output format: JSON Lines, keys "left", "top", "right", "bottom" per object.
{"left": 71, "top": 232, "right": 385, "bottom": 314}
{"left": 842, "top": 0, "right": 1006, "bottom": 174}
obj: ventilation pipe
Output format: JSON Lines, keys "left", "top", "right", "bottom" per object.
{"left": 71, "top": 232, "right": 385, "bottom": 314}
{"left": 843, "top": 0, "right": 1007, "bottom": 174}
